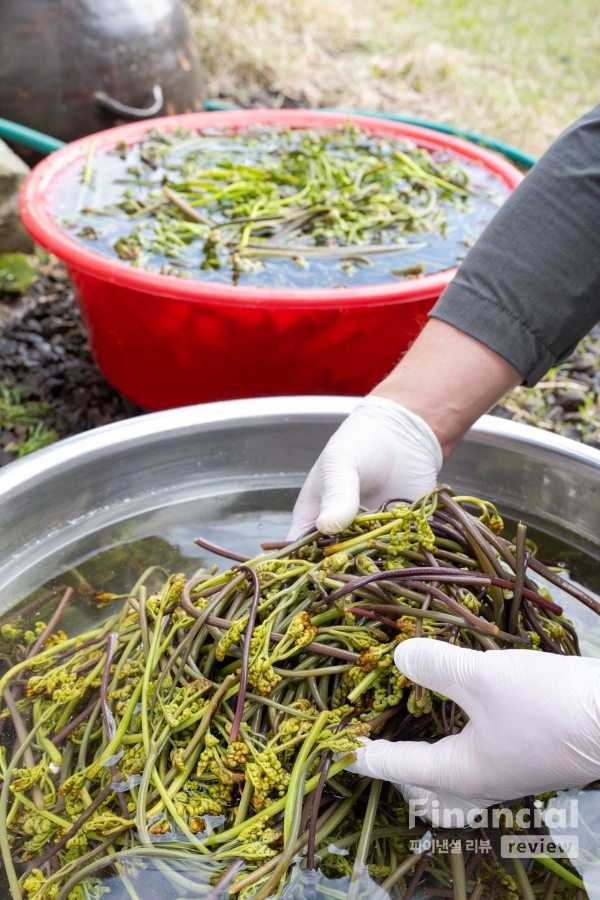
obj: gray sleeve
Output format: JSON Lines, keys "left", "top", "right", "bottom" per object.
{"left": 430, "top": 103, "right": 600, "bottom": 386}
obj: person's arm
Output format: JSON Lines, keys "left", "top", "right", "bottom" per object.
{"left": 288, "top": 103, "right": 600, "bottom": 539}
{"left": 431, "top": 101, "right": 600, "bottom": 387}
{"left": 371, "top": 319, "right": 521, "bottom": 459}
{"left": 287, "top": 322, "right": 519, "bottom": 537}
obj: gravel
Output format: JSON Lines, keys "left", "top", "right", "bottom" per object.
{"left": 1, "top": 255, "right": 600, "bottom": 469}
{"left": 492, "top": 326, "right": 600, "bottom": 449}
{"left": 0, "top": 256, "right": 142, "bottom": 467}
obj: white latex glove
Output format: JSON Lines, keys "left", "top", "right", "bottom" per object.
{"left": 348, "top": 638, "right": 600, "bottom": 817}
{"left": 287, "top": 396, "right": 442, "bottom": 540}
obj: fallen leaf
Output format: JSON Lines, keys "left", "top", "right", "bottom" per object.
{"left": 0, "top": 254, "right": 38, "bottom": 294}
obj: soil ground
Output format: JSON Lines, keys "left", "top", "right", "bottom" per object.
{"left": 0, "top": 258, "right": 141, "bottom": 466}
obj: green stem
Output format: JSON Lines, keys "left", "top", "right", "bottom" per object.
{"left": 347, "top": 778, "right": 382, "bottom": 900}
{"left": 534, "top": 857, "right": 585, "bottom": 890}
{"left": 284, "top": 710, "right": 329, "bottom": 841}
{"left": 348, "top": 667, "right": 382, "bottom": 702}
{"left": 0, "top": 703, "right": 59, "bottom": 899}
{"left": 511, "top": 854, "right": 535, "bottom": 900}
{"left": 204, "top": 753, "right": 355, "bottom": 847}
{"left": 449, "top": 843, "right": 467, "bottom": 900}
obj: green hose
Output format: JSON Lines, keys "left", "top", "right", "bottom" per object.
{"left": 0, "top": 117, "right": 66, "bottom": 155}
{"left": 203, "top": 98, "right": 537, "bottom": 169}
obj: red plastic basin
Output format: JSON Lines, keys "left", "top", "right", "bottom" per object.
{"left": 20, "top": 110, "right": 523, "bottom": 410}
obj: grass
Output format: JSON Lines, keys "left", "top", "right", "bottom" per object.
{"left": 187, "top": 0, "right": 600, "bottom": 156}
{"left": 0, "top": 384, "right": 59, "bottom": 458}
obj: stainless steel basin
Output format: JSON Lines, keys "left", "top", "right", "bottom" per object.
{"left": 1, "top": 395, "right": 600, "bottom": 613}
{"left": 3, "top": 396, "right": 600, "bottom": 895}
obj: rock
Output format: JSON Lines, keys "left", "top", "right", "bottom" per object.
{"left": 0, "top": 140, "right": 29, "bottom": 204}
{"left": 0, "top": 139, "right": 33, "bottom": 253}
{"left": 0, "top": 197, "right": 33, "bottom": 253}
{"left": 491, "top": 406, "right": 513, "bottom": 420}
{"left": 563, "top": 426, "right": 582, "bottom": 440}
{"left": 522, "top": 398, "right": 539, "bottom": 412}
{"left": 547, "top": 406, "right": 564, "bottom": 422}
{"left": 569, "top": 352, "right": 597, "bottom": 371}
{"left": 0, "top": 338, "right": 18, "bottom": 357}
{"left": 41, "top": 315, "right": 72, "bottom": 337}
{"left": 556, "top": 389, "right": 586, "bottom": 411}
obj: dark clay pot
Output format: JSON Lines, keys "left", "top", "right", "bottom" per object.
{"left": 0, "top": 0, "right": 205, "bottom": 144}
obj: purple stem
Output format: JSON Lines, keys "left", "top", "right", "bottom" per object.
{"left": 396, "top": 713, "right": 435, "bottom": 742}
{"left": 0, "top": 585, "right": 66, "bottom": 627}
{"left": 479, "top": 827, "right": 498, "bottom": 863}
{"left": 361, "top": 703, "right": 401, "bottom": 732}
{"left": 101, "top": 633, "right": 129, "bottom": 817}
{"left": 430, "top": 521, "right": 471, "bottom": 552}
{"left": 507, "top": 525, "right": 527, "bottom": 636}
{"left": 526, "top": 555, "right": 600, "bottom": 616}
{"left": 379, "top": 498, "right": 414, "bottom": 511}
{"left": 434, "top": 509, "right": 469, "bottom": 535}
{"left": 521, "top": 602, "right": 565, "bottom": 655}
{"left": 180, "top": 571, "right": 247, "bottom": 624}
{"left": 346, "top": 607, "right": 402, "bottom": 631}
{"left": 194, "top": 535, "right": 250, "bottom": 562}
{"left": 437, "top": 493, "right": 507, "bottom": 578}
{"left": 50, "top": 698, "right": 99, "bottom": 746}
{"left": 401, "top": 579, "right": 499, "bottom": 635}
{"left": 27, "top": 587, "right": 74, "bottom": 659}
{"left": 332, "top": 572, "right": 390, "bottom": 602}
{"left": 74, "top": 658, "right": 103, "bottom": 676}
{"left": 22, "top": 776, "right": 125, "bottom": 879}
{"left": 44, "top": 633, "right": 108, "bottom": 666}
{"left": 391, "top": 709, "right": 415, "bottom": 741}
{"left": 326, "top": 567, "right": 563, "bottom": 615}
{"left": 230, "top": 565, "right": 261, "bottom": 742}
{"left": 464, "top": 848, "right": 482, "bottom": 880}
{"left": 205, "top": 859, "right": 246, "bottom": 900}
{"left": 415, "top": 546, "right": 437, "bottom": 651}
{"left": 403, "top": 850, "right": 432, "bottom": 900}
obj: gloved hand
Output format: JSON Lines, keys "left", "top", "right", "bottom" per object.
{"left": 287, "top": 396, "right": 443, "bottom": 540}
{"left": 348, "top": 638, "right": 600, "bottom": 818}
